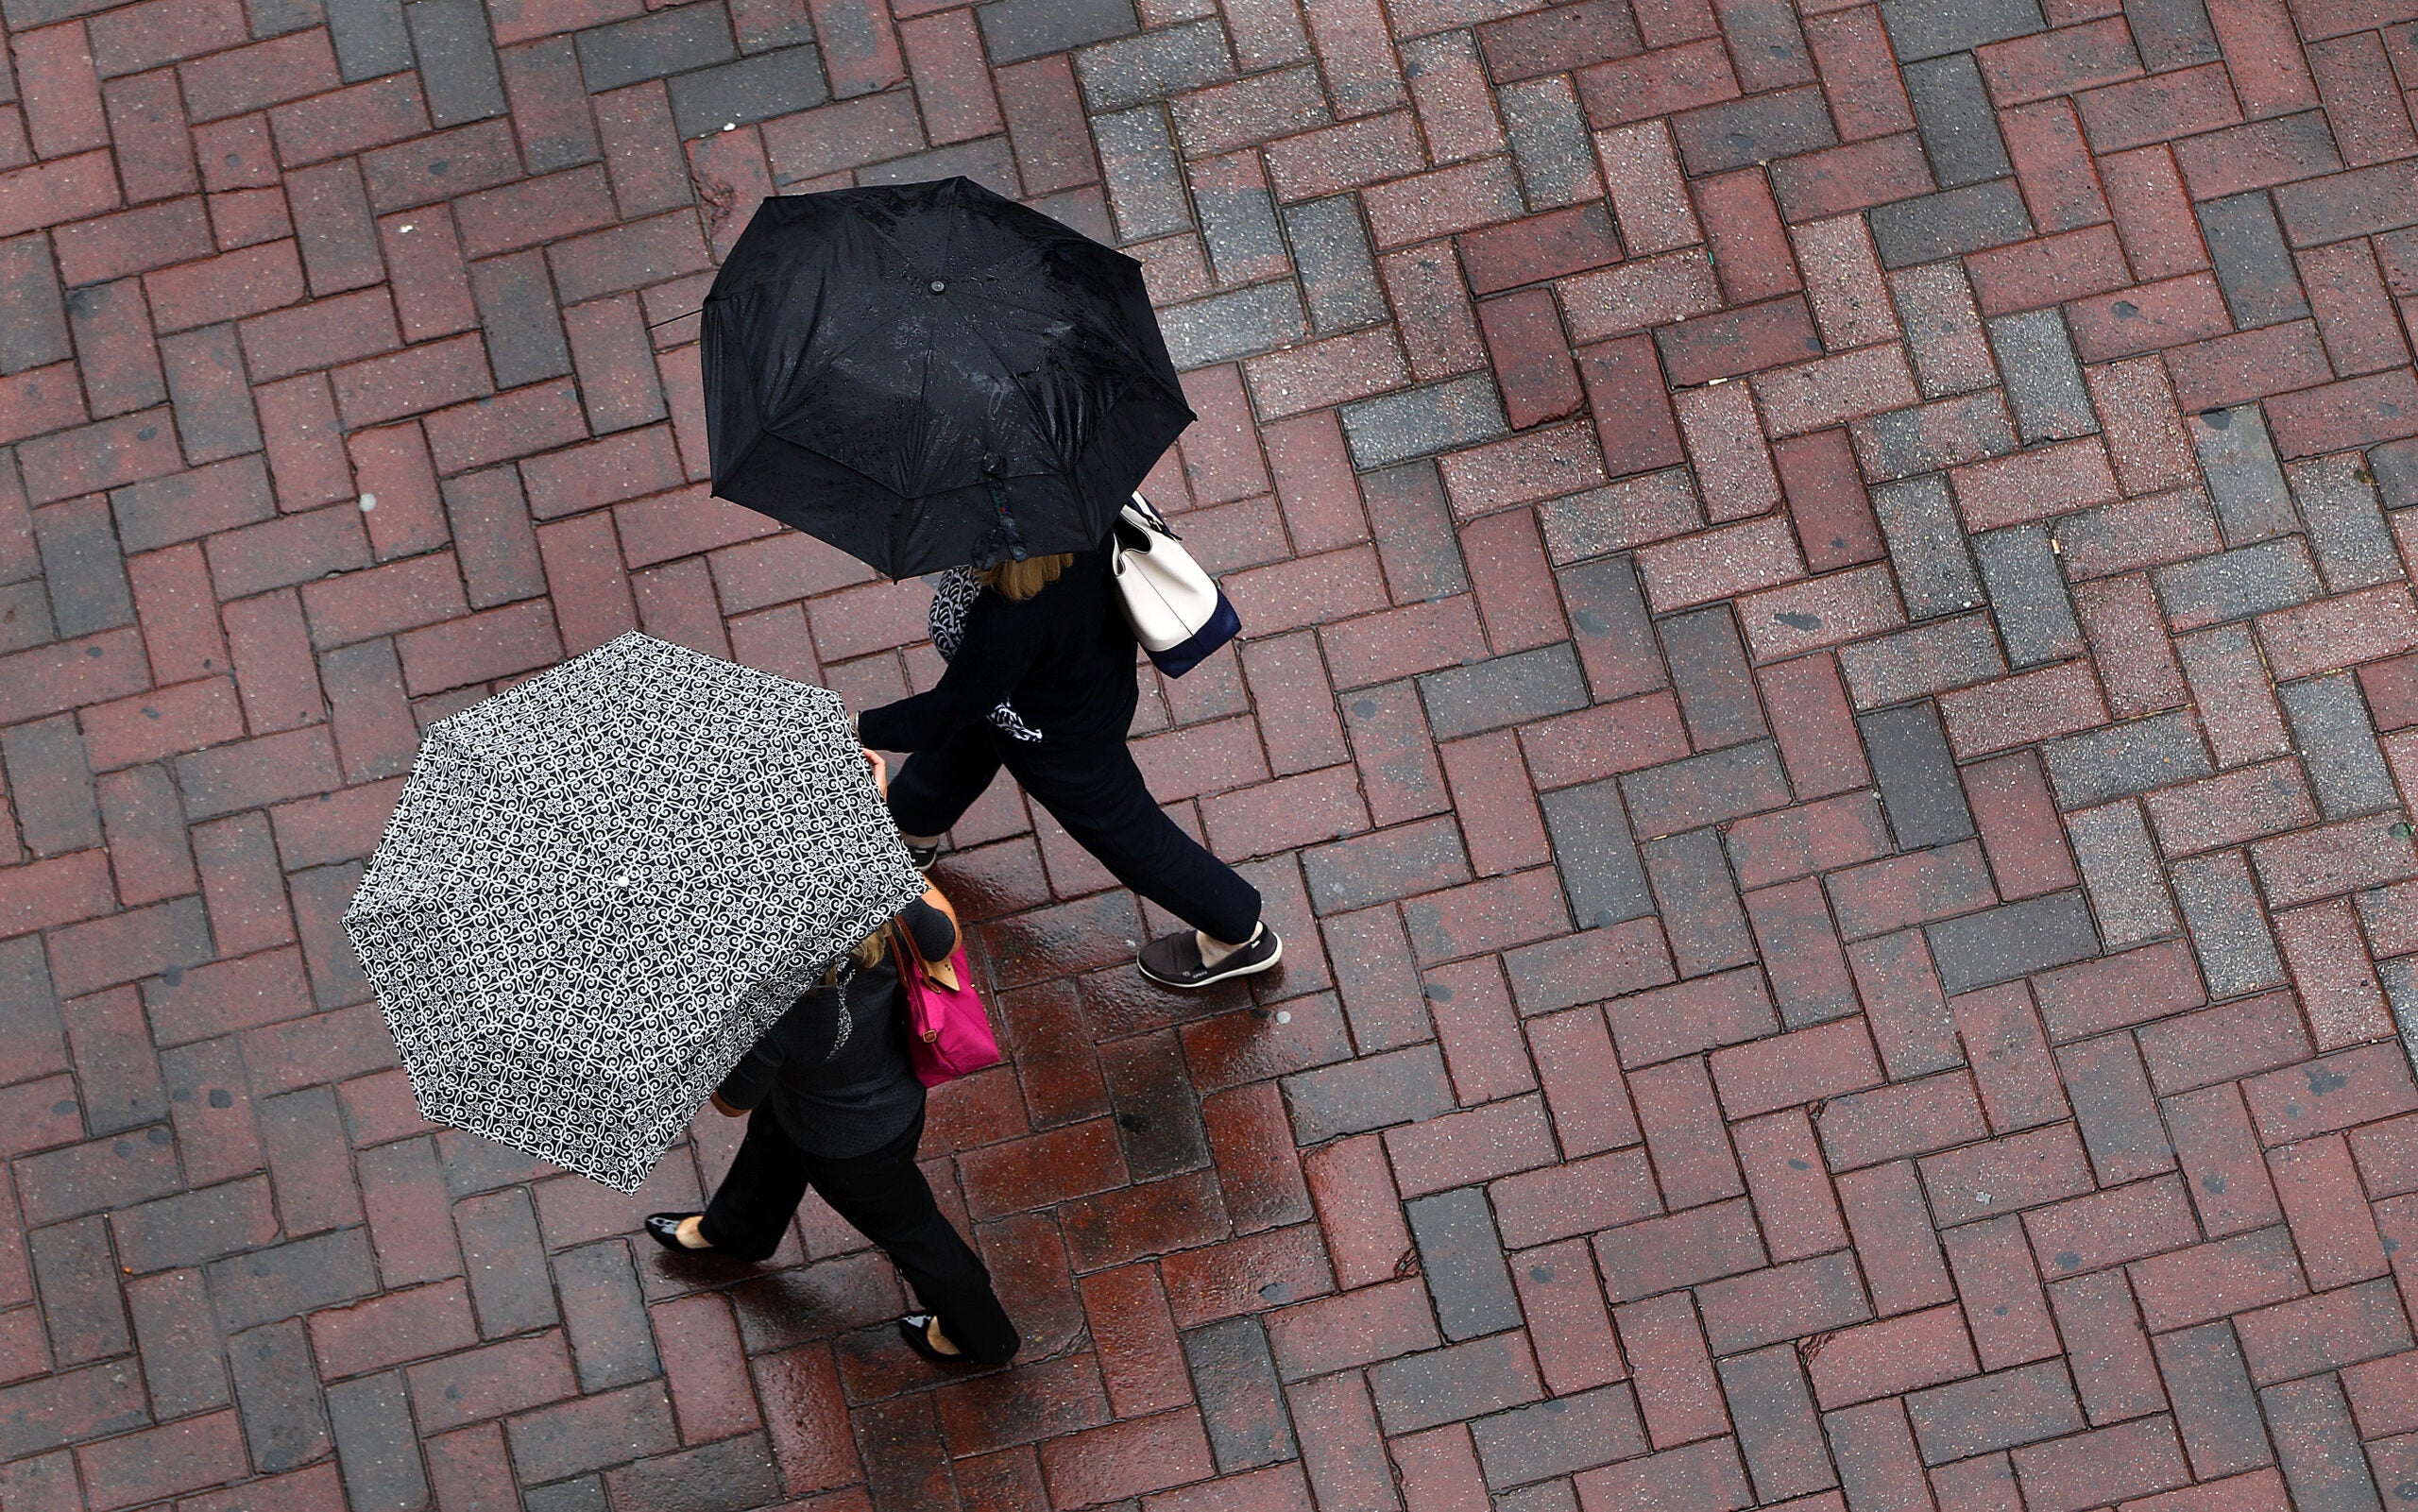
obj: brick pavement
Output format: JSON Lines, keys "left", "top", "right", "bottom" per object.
{"left": 6, "top": 0, "right": 2418, "bottom": 1506}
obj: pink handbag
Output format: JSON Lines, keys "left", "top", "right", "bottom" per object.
{"left": 890, "top": 921, "right": 1001, "bottom": 1087}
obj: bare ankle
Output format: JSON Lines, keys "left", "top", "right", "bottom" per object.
{"left": 1196, "top": 926, "right": 1252, "bottom": 967}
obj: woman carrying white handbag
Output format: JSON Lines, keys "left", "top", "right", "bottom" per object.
{"left": 855, "top": 498, "right": 1280, "bottom": 990}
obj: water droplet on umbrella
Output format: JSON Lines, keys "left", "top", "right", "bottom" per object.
{"left": 929, "top": 280, "right": 947, "bottom": 293}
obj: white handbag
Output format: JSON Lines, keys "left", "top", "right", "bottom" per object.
{"left": 1110, "top": 494, "right": 1241, "bottom": 677}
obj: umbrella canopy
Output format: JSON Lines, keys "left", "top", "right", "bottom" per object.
{"left": 344, "top": 632, "right": 928, "bottom": 1191}
{"left": 701, "top": 176, "right": 1195, "bottom": 579}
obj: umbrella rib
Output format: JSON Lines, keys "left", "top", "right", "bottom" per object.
{"left": 945, "top": 302, "right": 1068, "bottom": 475}
{"left": 856, "top": 205, "right": 936, "bottom": 276}
{"left": 911, "top": 309, "right": 940, "bottom": 519}
{"left": 948, "top": 241, "right": 1046, "bottom": 290}
{"left": 860, "top": 221, "right": 918, "bottom": 264}
{"left": 937, "top": 252, "right": 1115, "bottom": 340}
{"left": 940, "top": 267, "right": 1189, "bottom": 411}
{"left": 778, "top": 281, "right": 918, "bottom": 386}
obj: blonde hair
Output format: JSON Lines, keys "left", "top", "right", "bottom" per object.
{"left": 823, "top": 929, "right": 889, "bottom": 984}
{"left": 976, "top": 552, "right": 1072, "bottom": 602}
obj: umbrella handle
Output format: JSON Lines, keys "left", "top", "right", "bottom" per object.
{"left": 979, "top": 478, "right": 1029, "bottom": 565}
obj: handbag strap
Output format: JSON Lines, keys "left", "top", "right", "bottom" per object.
{"left": 888, "top": 917, "right": 962, "bottom": 993}
{"left": 887, "top": 923, "right": 941, "bottom": 1043}
{"left": 887, "top": 921, "right": 918, "bottom": 980}
{"left": 1124, "top": 493, "right": 1179, "bottom": 539}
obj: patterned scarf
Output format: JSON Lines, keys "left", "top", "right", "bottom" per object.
{"left": 929, "top": 569, "right": 1041, "bottom": 742}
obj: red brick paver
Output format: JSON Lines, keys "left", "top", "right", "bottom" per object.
{"left": 5, "top": 0, "right": 2418, "bottom": 1508}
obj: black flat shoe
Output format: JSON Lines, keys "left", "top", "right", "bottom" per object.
{"left": 896, "top": 1314, "right": 972, "bottom": 1364}
{"left": 1137, "top": 925, "right": 1282, "bottom": 989}
{"left": 643, "top": 1212, "right": 711, "bottom": 1253}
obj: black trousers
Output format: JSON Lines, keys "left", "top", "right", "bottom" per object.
{"left": 699, "top": 1106, "right": 1019, "bottom": 1366}
{"left": 888, "top": 722, "right": 1263, "bottom": 945}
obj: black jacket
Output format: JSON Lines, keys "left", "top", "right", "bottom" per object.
{"left": 713, "top": 898, "right": 956, "bottom": 1158}
{"left": 857, "top": 549, "right": 1137, "bottom": 752}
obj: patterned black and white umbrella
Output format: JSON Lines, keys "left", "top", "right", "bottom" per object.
{"left": 344, "top": 632, "right": 927, "bottom": 1191}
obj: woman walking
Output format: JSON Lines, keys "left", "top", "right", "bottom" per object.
{"left": 857, "top": 547, "right": 1281, "bottom": 991}
{"left": 644, "top": 767, "right": 1017, "bottom": 1367}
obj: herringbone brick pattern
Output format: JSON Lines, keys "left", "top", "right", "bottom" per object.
{"left": 6, "top": 0, "right": 2418, "bottom": 1506}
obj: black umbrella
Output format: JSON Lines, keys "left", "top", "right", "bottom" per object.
{"left": 700, "top": 177, "right": 1197, "bottom": 579}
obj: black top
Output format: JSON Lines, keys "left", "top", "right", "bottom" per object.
{"left": 857, "top": 549, "right": 1137, "bottom": 752}
{"left": 714, "top": 898, "right": 957, "bottom": 1158}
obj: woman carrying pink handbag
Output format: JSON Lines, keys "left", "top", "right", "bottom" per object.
{"left": 641, "top": 752, "right": 1015, "bottom": 1368}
